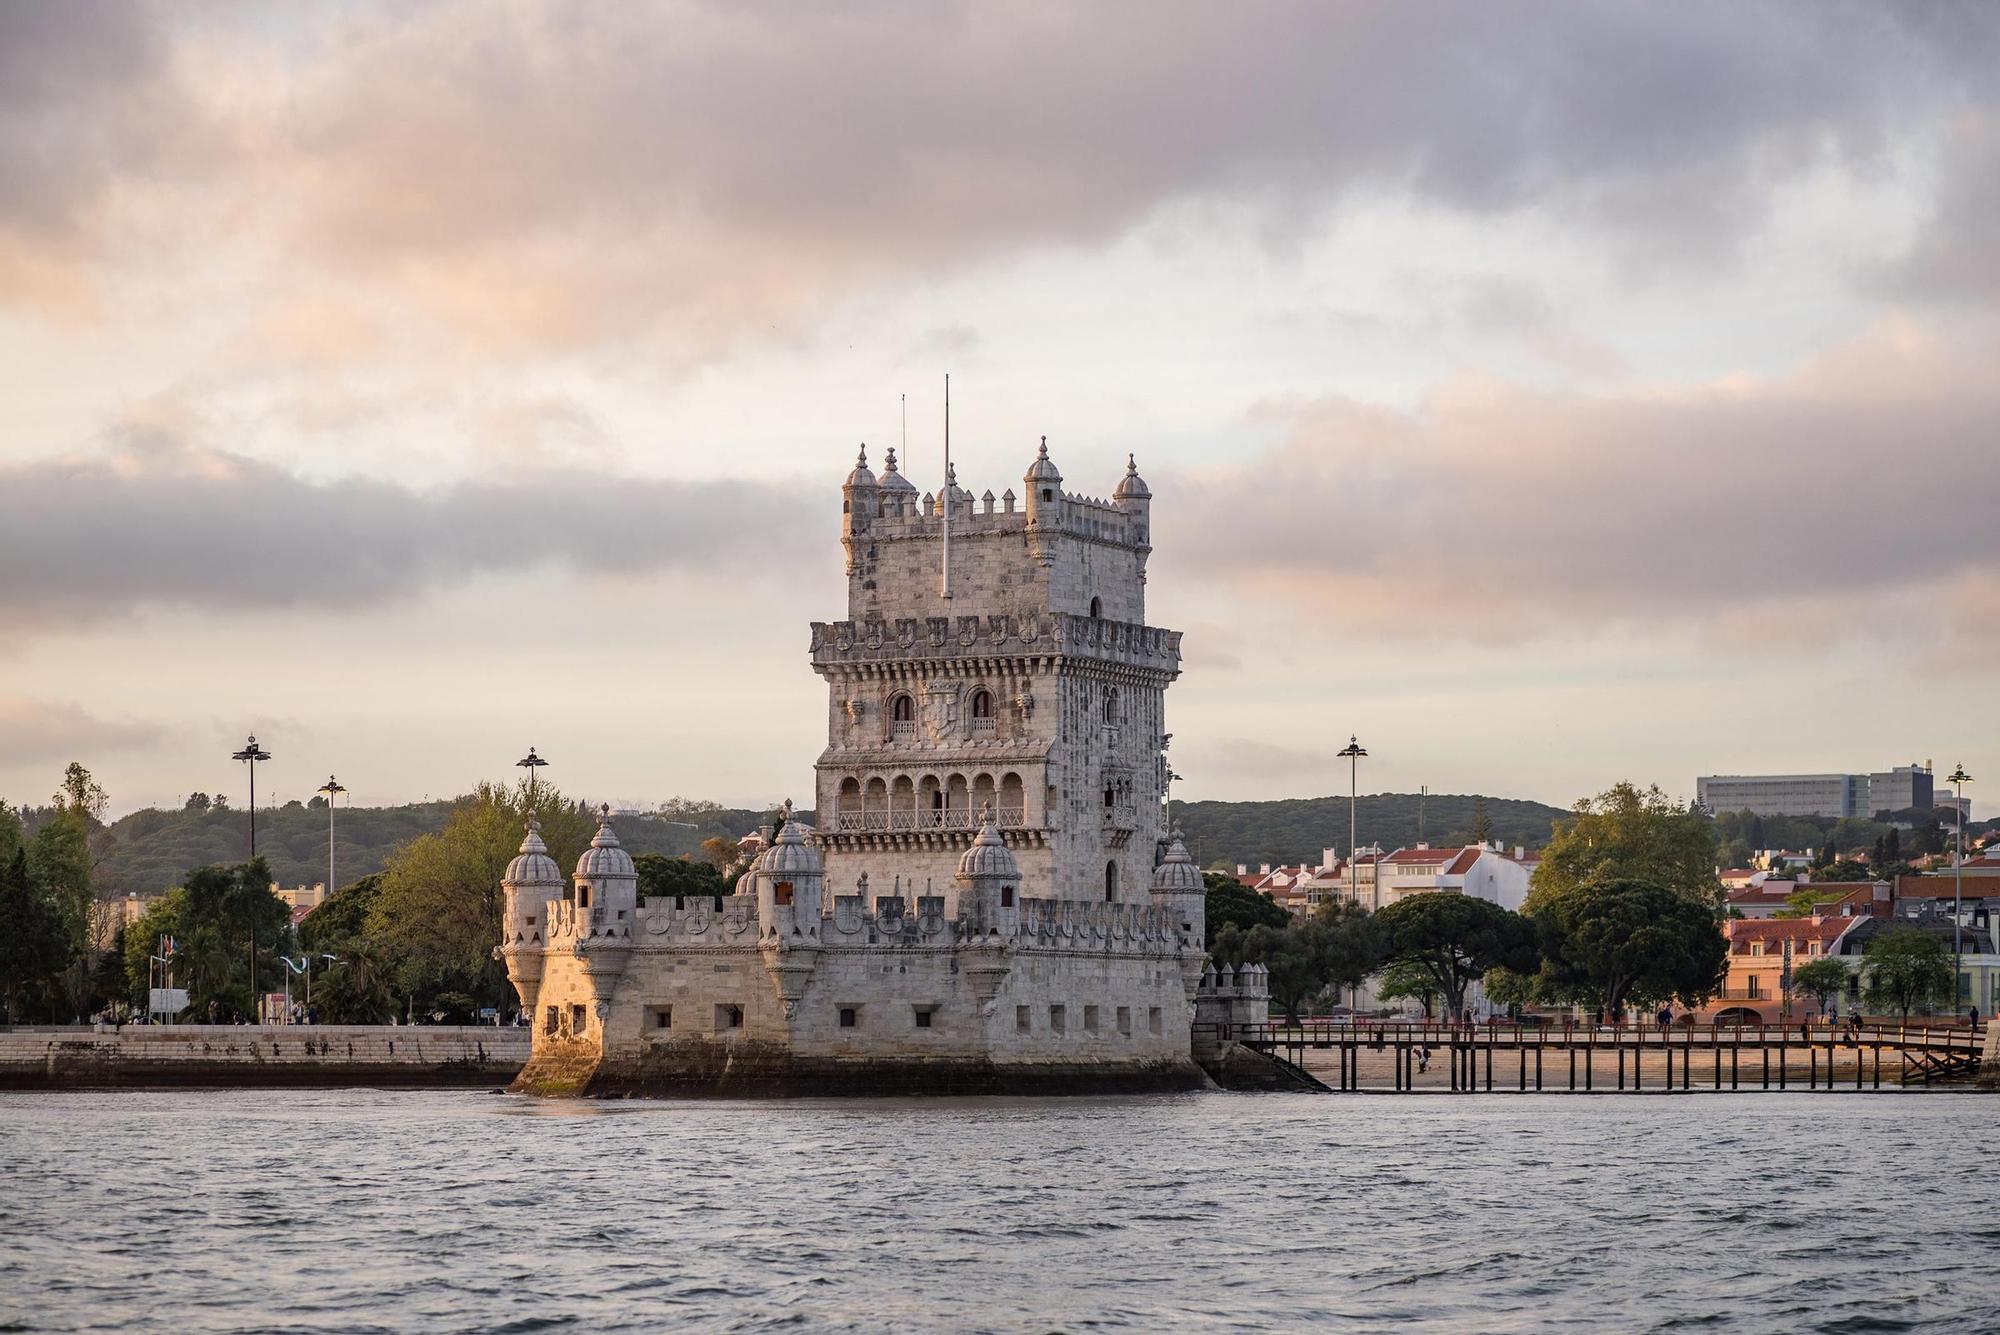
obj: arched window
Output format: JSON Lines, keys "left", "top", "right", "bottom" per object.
{"left": 1104, "top": 862, "right": 1118, "bottom": 902}
{"left": 971, "top": 689, "right": 993, "bottom": 719}
{"left": 892, "top": 694, "right": 914, "bottom": 722}
{"left": 1089, "top": 596, "right": 1102, "bottom": 618}
{"left": 1102, "top": 687, "right": 1118, "bottom": 724}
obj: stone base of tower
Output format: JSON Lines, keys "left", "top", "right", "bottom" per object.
{"left": 512, "top": 1041, "right": 1207, "bottom": 1098}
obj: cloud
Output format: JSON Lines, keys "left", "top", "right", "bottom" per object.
{"left": 1161, "top": 315, "right": 2000, "bottom": 647}
{"left": 1887, "top": 112, "right": 2000, "bottom": 303}
{"left": 6, "top": 2, "right": 1995, "bottom": 345}
{"left": 0, "top": 429, "right": 822, "bottom": 627}
{"left": 0, "top": 698, "right": 166, "bottom": 770}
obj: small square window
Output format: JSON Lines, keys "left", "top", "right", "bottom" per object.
{"left": 1050, "top": 1004, "right": 1066, "bottom": 1034}
{"left": 1015, "top": 1005, "right": 1031, "bottom": 1033}
{"left": 839, "top": 1006, "right": 858, "bottom": 1029}
{"left": 1084, "top": 1004, "right": 1100, "bottom": 1033}
{"left": 1116, "top": 1006, "right": 1131, "bottom": 1036}
{"left": 650, "top": 1006, "right": 673, "bottom": 1030}
{"left": 914, "top": 1006, "right": 935, "bottom": 1029}
{"left": 715, "top": 1003, "right": 743, "bottom": 1031}
{"left": 1148, "top": 1007, "right": 1163, "bottom": 1036}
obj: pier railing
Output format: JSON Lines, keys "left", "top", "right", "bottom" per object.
{"left": 1195, "top": 1018, "right": 1988, "bottom": 1093}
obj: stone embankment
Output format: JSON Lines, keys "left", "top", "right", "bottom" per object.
{"left": 0, "top": 1025, "right": 528, "bottom": 1089}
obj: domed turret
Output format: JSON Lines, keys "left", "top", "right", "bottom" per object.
{"left": 1150, "top": 825, "right": 1205, "bottom": 943}
{"left": 840, "top": 445, "right": 880, "bottom": 551}
{"left": 878, "top": 444, "right": 917, "bottom": 517}
{"left": 573, "top": 805, "right": 638, "bottom": 919}
{"left": 755, "top": 802, "right": 824, "bottom": 939}
{"left": 953, "top": 804, "right": 1021, "bottom": 933}
{"left": 1024, "top": 436, "right": 1063, "bottom": 530}
{"left": 1113, "top": 453, "right": 1151, "bottom": 502}
{"left": 499, "top": 819, "right": 566, "bottom": 1014}
{"left": 505, "top": 819, "right": 563, "bottom": 890}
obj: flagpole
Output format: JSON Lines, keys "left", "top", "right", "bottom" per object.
{"left": 941, "top": 373, "right": 952, "bottom": 600}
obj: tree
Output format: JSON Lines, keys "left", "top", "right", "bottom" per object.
{"left": 1209, "top": 905, "right": 1383, "bottom": 1024}
{"left": 366, "top": 780, "right": 596, "bottom": 1018}
{"left": 298, "top": 875, "right": 395, "bottom": 1022}
{"left": 1470, "top": 798, "right": 1492, "bottom": 846}
{"left": 1373, "top": 892, "right": 1537, "bottom": 1018}
{"left": 1377, "top": 960, "right": 1441, "bottom": 1018}
{"left": 1202, "top": 871, "right": 1289, "bottom": 946}
{"left": 1482, "top": 964, "right": 1540, "bottom": 1016}
{"left": 1529, "top": 782, "right": 1721, "bottom": 913}
{"left": 55, "top": 762, "right": 109, "bottom": 824}
{"left": 121, "top": 860, "right": 291, "bottom": 1020}
{"left": 1861, "top": 928, "right": 1954, "bottom": 1018}
{"left": 184, "top": 793, "right": 212, "bottom": 813}
{"left": 1775, "top": 886, "right": 1847, "bottom": 918}
{"left": 1790, "top": 956, "right": 1853, "bottom": 1016}
{"left": 0, "top": 849, "right": 67, "bottom": 1022}
{"left": 1813, "top": 861, "right": 1874, "bottom": 884}
{"left": 1532, "top": 877, "right": 1729, "bottom": 1017}
{"left": 634, "top": 853, "right": 727, "bottom": 906}
{"left": 698, "top": 835, "right": 741, "bottom": 872}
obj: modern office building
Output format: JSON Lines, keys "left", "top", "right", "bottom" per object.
{"left": 1696, "top": 763, "right": 1936, "bottom": 819}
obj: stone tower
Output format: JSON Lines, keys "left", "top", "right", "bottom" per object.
{"left": 812, "top": 441, "right": 1181, "bottom": 902}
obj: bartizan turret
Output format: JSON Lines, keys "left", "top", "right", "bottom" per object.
{"left": 841, "top": 444, "right": 877, "bottom": 570}
{"left": 497, "top": 819, "right": 564, "bottom": 1013}
{"left": 568, "top": 806, "right": 636, "bottom": 1026}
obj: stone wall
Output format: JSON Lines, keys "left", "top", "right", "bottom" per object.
{"left": 0, "top": 1025, "right": 527, "bottom": 1089}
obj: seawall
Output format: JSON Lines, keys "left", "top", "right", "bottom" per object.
{"left": 0, "top": 1025, "right": 528, "bottom": 1090}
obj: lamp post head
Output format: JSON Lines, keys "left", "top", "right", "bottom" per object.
{"left": 317, "top": 775, "right": 346, "bottom": 799}
{"left": 1946, "top": 764, "right": 1972, "bottom": 787}
{"left": 232, "top": 735, "right": 271, "bottom": 763}
{"left": 515, "top": 747, "right": 548, "bottom": 772}
{"left": 1337, "top": 736, "right": 1368, "bottom": 760}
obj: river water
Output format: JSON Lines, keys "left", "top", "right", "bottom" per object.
{"left": 2, "top": 1089, "right": 1994, "bottom": 1333}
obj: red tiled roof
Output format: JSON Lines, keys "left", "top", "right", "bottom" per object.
{"left": 1443, "top": 847, "right": 1482, "bottom": 876}
{"left": 1725, "top": 916, "right": 1856, "bottom": 955}
{"left": 1383, "top": 846, "right": 1466, "bottom": 865}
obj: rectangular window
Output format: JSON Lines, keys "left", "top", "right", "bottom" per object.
{"left": 774, "top": 882, "right": 794, "bottom": 906}
{"left": 1084, "top": 1004, "right": 1100, "bottom": 1033}
{"left": 1016, "top": 1005, "right": 1031, "bottom": 1033}
{"left": 1148, "top": 1007, "right": 1163, "bottom": 1036}
{"left": 1001, "top": 887, "right": 1014, "bottom": 907}
{"left": 715, "top": 1003, "right": 744, "bottom": 1031}
{"left": 1050, "top": 1004, "right": 1066, "bottom": 1034}
{"left": 544, "top": 1005, "right": 559, "bottom": 1035}
{"left": 650, "top": 1006, "right": 673, "bottom": 1030}
{"left": 914, "top": 1006, "right": 936, "bottom": 1029}
{"left": 839, "top": 1006, "right": 858, "bottom": 1029}
{"left": 1116, "top": 1006, "right": 1132, "bottom": 1036}
{"left": 569, "top": 1003, "right": 587, "bottom": 1032}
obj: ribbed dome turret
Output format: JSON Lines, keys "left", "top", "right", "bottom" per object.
{"left": 844, "top": 445, "right": 876, "bottom": 489}
{"left": 504, "top": 820, "right": 563, "bottom": 887}
{"left": 1151, "top": 825, "right": 1203, "bottom": 894}
{"left": 879, "top": 445, "right": 917, "bottom": 493}
{"left": 1113, "top": 453, "right": 1151, "bottom": 501}
{"left": 956, "top": 806, "right": 1019, "bottom": 881}
{"left": 1024, "top": 436, "right": 1062, "bottom": 486}
{"left": 574, "top": 806, "right": 636, "bottom": 880}
{"left": 762, "top": 808, "right": 823, "bottom": 878}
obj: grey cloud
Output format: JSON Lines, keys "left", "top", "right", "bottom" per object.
{"left": 1157, "top": 318, "right": 2000, "bottom": 643}
{"left": 1887, "top": 113, "right": 2000, "bottom": 302}
{"left": 0, "top": 433, "right": 822, "bottom": 624}
{"left": 7, "top": 2, "right": 1997, "bottom": 331}
{"left": 0, "top": 698, "right": 166, "bottom": 768}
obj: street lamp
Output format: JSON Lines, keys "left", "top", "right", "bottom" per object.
{"left": 516, "top": 747, "right": 549, "bottom": 808}
{"left": 231, "top": 734, "right": 272, "bottom": 858}
{"left": 274, "top": 952, "right": 344, "bottom": 1021}
{"left": 231, "top": 734, "right": 272, "bottom": 1019}
{"left": 317, "top": 775, "right": 347, "bottom": 897}
{"left": 1946, "top": 763, "right": 1972, "bottom": 1018}
{"left": 1338, "top": 735, "right": 1368, "bottom": 909}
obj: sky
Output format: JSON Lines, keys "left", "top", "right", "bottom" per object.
{"left": 2, "top": 1, "right": 1997, "bottom": 820}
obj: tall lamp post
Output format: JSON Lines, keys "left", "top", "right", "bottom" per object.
{"left": 1338, "top": 735, "right": 1368, "bottom": 909}
{"left": 232, "top": 735, "right": 272, "bottom": 857}
{"left": 516, "top": 747, "right": 548, "bottom": 809}
{"left": 1946, "top": 763, "right": 1972, "bottom": 1018}
{"left": 232, "top": 734, "right": 271, "bottom": 1020}
{"left": 317, "top": 776, "right": 347, "bottom": 897}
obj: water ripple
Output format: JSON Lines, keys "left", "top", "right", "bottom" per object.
{"left": 0, "top": 1089, "right": 1994, "bottom": 1332}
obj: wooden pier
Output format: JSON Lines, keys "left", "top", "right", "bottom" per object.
{"left": 1201, "top": 1019, "right": 1988, "bottom": 1093}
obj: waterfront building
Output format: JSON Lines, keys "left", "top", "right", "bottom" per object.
{"left": 500, "top": 443, "right": 1254, "bottom": 1095}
